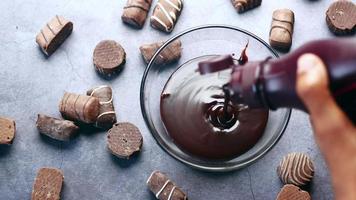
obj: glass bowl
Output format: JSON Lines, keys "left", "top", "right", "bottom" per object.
{"left": 140, "top": 25, "right": 291, "bottom": 172}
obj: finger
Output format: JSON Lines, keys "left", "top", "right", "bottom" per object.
{"left": 296, "top": 53, "right": 353, "bottom": 135}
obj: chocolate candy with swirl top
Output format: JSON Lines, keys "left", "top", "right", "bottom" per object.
{"left": 147, "top": 171, "right": 187, "bottom": 200}
{"left": 87, "top": 85, "right": 117, "bottom": 129}
{"left": 122, "top": 0, "right": 153, "bottom": 28}
{"left": 150, "top": 0, "right": 183, "bottom": 33}
{"left": 277, "top": 153, "right": 314, "bottom": 186}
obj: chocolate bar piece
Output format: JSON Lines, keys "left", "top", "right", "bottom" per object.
{"left": 277, "top": 152, "right": 314, "bottom": 186}
{"left": 147, "top": 171, "right": 188, "bottom": 200}
{"left": 0, "top": 117, "right": 16, "bottom": 145}
{"left": 122, "top": 0, "right": 153, "bottom": 28}
{"left": 36, "top": 15, "right": 73, "bottom": 56}
{"left": 93, "top": 40, "right": 126, "bottom": 78}
{"left": 276, "top": 184, "right": 311, "bottom": 200}
{"left": 231, "top": 0, "right": 262, "bottom": 13}
{"left": 150, "top": 0, "right": 183, "bottom": 33}
{"left": 326, "top": 0, "right": 356, "bottom": 35}
{"left": 269, "top": 9, "right": 295, "bottom": 51}
{"left": 87, "top": 85, "right": 117, "bottom": 129}
{"left": 107, "top": 122, "right": 143, "bottom": 159}
{"left": 139, "top": 39, "right": 182, "bottom": 65}
{"left": 36, "top": 114, "right": 79, "bottom": 141}
{"left": 59, "top": 92, "right": 100, "bottom": 124}
{"left": 31, "top": 167, "right": 64, "bottom": 200}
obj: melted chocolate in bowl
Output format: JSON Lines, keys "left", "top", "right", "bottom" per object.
{"left": 160, "top": 56, "right": 269, "bottom": 160}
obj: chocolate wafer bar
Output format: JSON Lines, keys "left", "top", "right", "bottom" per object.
{"left": 59, "top": 92, "right": 100, "bottom": 124}
{"left": 87, "top": 85, "right": 117, "bottom": 129}
{"left": 0, "top": 117, "right": 15, "bottom": 145}
{"left": 122, "top": 0, "right": 153, "bottom": 28}
{"left": 31, "top": 167, "right": 64, "bottom": 200}
{"left": 150, "top": 0, "right": 183, "bottom": 33}
{"left": 36, "top": 114, "right": 79, "bottom": 141}
{"left": 36, "top": 15, "right": 73, "bottom": 56}
{"left": 147, "top": 171, "right": 188, "bottom": 200}
{"left": 139, "top": 39, "right": 182, "bottom": 65}
{"left": 269, "top": 9, "right": 295, "bottom": 51}
{"left": 107, "top": 122, "right": 143, "bottom": 159}
{"left": 231, "top": 0, "right": 262, "bottom": 13}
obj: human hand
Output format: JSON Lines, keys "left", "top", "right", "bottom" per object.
{"left": 296, "top": 53, "right": 356, "bottom": 200}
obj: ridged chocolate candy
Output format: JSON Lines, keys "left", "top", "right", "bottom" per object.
{"left": 277, "top": 153, "right": 314, "bottom": 186}
{"left": 269, "top": 9, "right": 295, "bottom": 51}
{"left": 31, "top": 168, "right": 64, "bottom": 200}
{"left": 276, "top": 184, "right": 311, "bottom": 200}
{"left": 93, "top": 40, "right": 126, "bottom": 78}
{"left": 326, "top": 0, "right": 356, "bottom": 35}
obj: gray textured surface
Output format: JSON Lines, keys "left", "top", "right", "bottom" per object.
{"left": 0, "top": 0, "right": 338, "bottom": 199}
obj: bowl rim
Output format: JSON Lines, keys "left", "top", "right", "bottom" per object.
{"left": 140, "top": 24, "right": 292, "bottom": 172}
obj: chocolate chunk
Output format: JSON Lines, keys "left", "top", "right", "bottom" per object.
{"left": 107, "top": 122, "right": 143, "bottom": 159}
{"left": 150, "top": 0, "right": 183, "bottom": 33}
{"left": 87, "top": 85, "right": 117, "bottom": 129}
{"left": 277, "top": 153, "right": 314, "bottom": 186}
{"left": 276, "top": 184, "right": 311, "bottom": 200}
{"left": 0, "top": 117, "right": 16, "bottom": 145}
{"left": 326, "top": 0, "right": 356, "bottom": 35}
{"left": 231, "top": 0, "right": 262, "bottom": 13}
{"left": 122, "top": 0, "right": 153, "bottom": 28}
{"left": 139, "top": 39, "right": 182, "bottom": 65}
{"left": 93, "top": 40, "right": 126, "bottom": 78}
{"left": 59, "top": 92, "right": 100, "bottom": 124}
{"left": 269, "top": 9, "right": 295, "bottom": 51}
{"left": 198, "top": 55, "right": 234, "bottom": 75}
{"left": 36, "top": 15, "right": 73, "bottom": 56}
{"left": 31, "top": 167, "right": 64, "bottom": 200}
{"left": 36, "top": 114, "right": 79, "bottom": 141}
{"left": 147, "top": 171, "right": 188, "bottom": 200}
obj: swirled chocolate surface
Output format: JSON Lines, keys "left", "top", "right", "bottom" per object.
{"left": 160, "top": 56, "right": 268, "bottom": 160}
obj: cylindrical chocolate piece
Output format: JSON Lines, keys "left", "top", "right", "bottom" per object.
{"left": 147, "top": 171, "right": 187, "bottom": 200}
{"left": 122, "top": 0, "right": 153, "bottom": 28}
{"left": 59, "top": 92, "right": 100, "bottom": 124}
{"left": 93, "top": 40, "right": 126, "bottom": 78}
{"left": 36, "top": 114, "right": 79, "bottom": 141}
{"left": 87, "top": 85, "right": 117, "bottom": 129}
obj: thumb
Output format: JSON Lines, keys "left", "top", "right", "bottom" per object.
{"left": 296, "top": 53, "right": 352, "bottom": 135}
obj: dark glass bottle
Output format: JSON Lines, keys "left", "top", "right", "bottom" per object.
{"left": 228, "top": 38, "right": 356, "bottom": 122}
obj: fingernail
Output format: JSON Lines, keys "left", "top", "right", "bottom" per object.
{"left": 297, "top": 54, "right": 317, "bottom": 75}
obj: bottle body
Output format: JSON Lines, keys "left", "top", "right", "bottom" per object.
{"left": 229, "top": 38, "right": 356, "bottom": 122}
